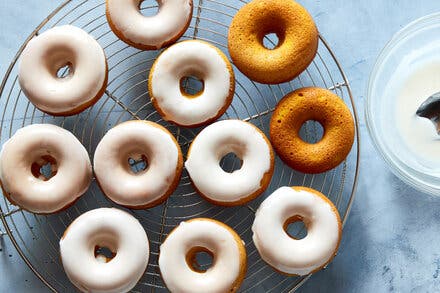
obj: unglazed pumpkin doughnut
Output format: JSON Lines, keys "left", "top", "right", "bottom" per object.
{"left": 270, "top": 87, "right": 355, "bottom": 173}
{"left": 60, "top": 208, "right": 150, "bottom": 293}
{"left": 185, "top": 120, "right": 274, "bottom": 206}
{"left": 94, "top": 121, "right": 183, "bottom": 209}
{"left": 228, "top": 0, "right": 318, "bottom": 84}
{"left": 159, "top": 218, "right": 247, "bottom": 293}
{"left": 149, "top": 40, "right": 235, "bottom": 127}
{"left": 18, "top": 25, "right": 108, "bottom": 116}
{"left": 252, "top": 186, "right": 342, "bottom": 276}
{"left": 106, "top": 0, "right": 193, "bottom": 50}
{"left": 0, "top": 124, "right": 92, "bottom": 214}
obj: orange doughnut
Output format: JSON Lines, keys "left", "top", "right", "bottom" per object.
{"left": 228, "top": 0, "right": 318, "bottom": 84}
{"left": 270, "top": 87, "right": 355, "bottom": 173}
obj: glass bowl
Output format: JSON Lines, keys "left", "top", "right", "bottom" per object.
{"left": 366, "top": 12, "right": 440, "bottom": 195}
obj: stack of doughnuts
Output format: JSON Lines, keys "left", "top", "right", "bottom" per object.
{"left": 1, "top": 0, "right": 357, "bottom": 292}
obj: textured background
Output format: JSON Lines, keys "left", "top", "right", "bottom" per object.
{"left": 1, "top": 1, "right": 440, "bottom": 292}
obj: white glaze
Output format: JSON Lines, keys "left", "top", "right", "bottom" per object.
{"left": 159, "top": 219, "right": 243, "bottom": 293}
{"left": 252, "top": 187, "right": 341, "bottom": 275}
{"left": 0, "top": 124, "right": 92, "bottom": 214}
{"left": 94, "top": 121, "right": 181, "bottom": 207}
{"left": 150, "top": 40, "right": 234, "bottom": 126}
{"left": 393, "top": 57, "right": 440, "bottom": 165}
{"left": 106, "top": 0, "right": 192, "bottom": 49}
{"left": 185, "top": 120, "right": 272, "bottom": 203}
{"left": 18, "top": 25, "right": 107, "bottom": 115}
{"left": 60, "top": 208, "right": 150, "bottom": 293}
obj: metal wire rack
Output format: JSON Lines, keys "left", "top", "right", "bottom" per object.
{"left": 0, "top": 0, "right": 360, "bottom": 292}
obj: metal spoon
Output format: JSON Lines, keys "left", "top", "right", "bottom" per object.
{"left": 416, "top": 92, "right": 440, "bottom": 134}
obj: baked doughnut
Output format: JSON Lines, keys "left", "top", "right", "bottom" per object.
{"left": 94, "top": 120, "right": 183, "bottom": 209}
{"left": 185, "top": 120, "right": 274, "bottom": 206}
{"left": 106, "top": 0, "right": 193, "bottom": 50}
{"left": 18, "top": 25, "right": 108, "bottom": 116}
{"left": 60, "top": 208, "right": 150, "bottom": 293}
{"left": 0, "top": 124, "right": 92, "bottom": 214}
{"left": 252, "top": 186, "right": 342, "bottom": 276}
{"left": 228, "top": 0, "right": 318, "bottom": 84}
{"left": 270, "top": 87, "right": 355, "bottom": 173}
{"left": 159, "top": 218, "right": 246, "bottom": 293}
{"left": 149, "top": 40, "right": 235, "bottom": 127}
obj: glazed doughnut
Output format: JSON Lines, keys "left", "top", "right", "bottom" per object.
{"left": 185, "top": 120, "right": 274, "bottom": 205}
{"left": 149, "top": 40, "right": 235, "bottom": 127}
{"left": 106, "top": 0, "right": 193, "bottom": 50}
{"left": 94, "top": 121, "right": 183, "bottom": 209}
{"left": 252, "top": 186, "right": 342, "bottom": 276}
{"left": 228, "top": 0, "right": 318, "bottom": 84}
{"left": 159, "top": 218, "right": 246, "bottom": 293}
{"left": 60, "top": 208, "right": 150, "bottom": 293}
{"left": 270, "top": 87, "right": 355, "bottom": 173}
{"left": 0, "top": 124, "right": 92, "bottom": 214}
{"left": 18, "top": 25, "right": 108, "bottom": 116}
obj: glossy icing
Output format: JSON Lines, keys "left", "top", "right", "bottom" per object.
{"left": 93, "top": 121, "right": 181, "bottom": 207}
{"left": 185, "top": 120, "right": 272, "bottom": 203}
{"left": 60, "top": 208, "right": 150, "bottom": 292}
{"left": 106, "top": 0, "right": 192, "bottom": 49}
{"left": 149, "top": 40, "right": 234, "bottom": 126}
{"left": 0, "top": 124, "right": 92, "bottom": 214}
{"left": 252, "top": 186, "right": 341, "bottom": 275}
{"left": 159, "top": 219, "right": 243, "bottom": 293}
{"left": 18, "top": 25, "right": 107, "bottom": 115}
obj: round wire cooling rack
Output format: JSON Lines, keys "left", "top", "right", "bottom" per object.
{"left": 0, "top": 0, "right": 360, "bottom": 292}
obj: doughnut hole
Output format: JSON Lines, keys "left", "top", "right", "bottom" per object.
{"left": 94, "top": 245, "right": 117, "bottom": 263}
{"left": 56, "top": 62, "right": 73, "bottom": 79}
{"left": 262, "top": 32, "right": 281, "bottom": 50}
{"left": 127, "top": 154, "right": 148, "bottom": 174}
{"left": 44, "top": 44, "right": 76, "bottom": 79}
{"left": 283, "top": 215, "right": 308, "bottom": 240}
{"left": 185, "top": 246, "right": 215, "bottom": 273}
{"left": 139, "top": 0, "right": 160, "bottom": 17}
{"left": 299, "top": 120, "right": 324, "bottom": 144}
{"left": 219, "top": 152, "right": 243, "bottom": 173}
{"left": 92, "top": 231, "right": 119, "bottom": 263}
{"left": 257, "top": 20, "right": 286, "bottom": 51}
{"left": 179, "top": 75, "right": 205, "bottom": 98}
{"left": 31, "top": 155, "right": 57, "bottom": 181}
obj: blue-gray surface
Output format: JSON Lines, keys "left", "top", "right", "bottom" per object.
{"left": 1, "top": 1, "right": 440, "bottom": 292}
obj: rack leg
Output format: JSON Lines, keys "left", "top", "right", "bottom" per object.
{"left": 0, "top": 210, "right": 5, "bottom": 236}
{"left": 1, "top": 211, "right": 9, "bottom": 236}
{"left": 0, "top": 230, "right": 4, "bottom": 254}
